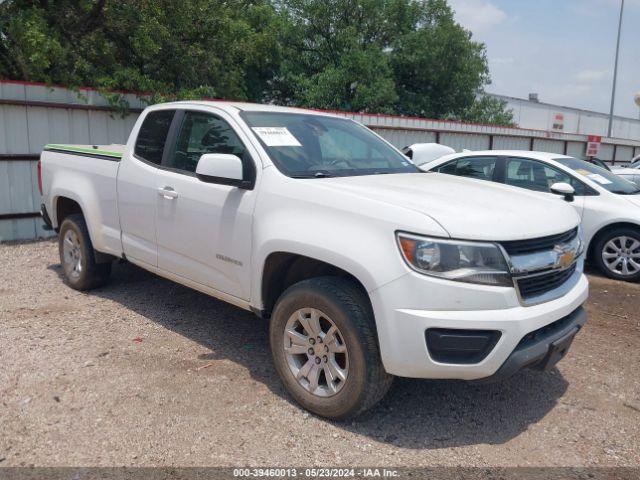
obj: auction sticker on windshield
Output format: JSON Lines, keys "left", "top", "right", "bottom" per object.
{"left": 587, "top": 173, "right": 613, "bottom": 185}
{"left": 575, "top": 169, "right": 613, "bottom": 185}
{"left": 252, "top": 127, "right": 302, "bottom": 147}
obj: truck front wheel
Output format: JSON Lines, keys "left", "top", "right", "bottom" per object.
{"left": 269, "top": 276, "right": 393, "bottom": 419}
{"left": 58, "top": 213, "right": 111, "bottom": 290}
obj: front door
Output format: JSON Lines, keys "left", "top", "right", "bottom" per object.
{"left": 155, "top": 109, "right": 257, "bottom": 301}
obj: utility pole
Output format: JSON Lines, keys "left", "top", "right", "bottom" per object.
{"left": 607, "top": 0, "right": 624, "bottom": 138}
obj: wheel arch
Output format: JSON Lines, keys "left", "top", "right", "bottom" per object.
{"left": 53, "top": 195, "right": 115, "bottom": 264}
{"left": 588, "top": 221, "right": 640, "bottom": 259}
{"left": 259, "top": 252, "right": 373, "bottom": 318}
{"left": 54, "top": 195, "right": 84, "bottom": 230}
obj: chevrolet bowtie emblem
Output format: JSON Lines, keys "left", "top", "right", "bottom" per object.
{"left": 558, "top": 251, "right": 575, "bottom": 268}
{"left": 554, "top": 244, "right": 576, "bottom": 269}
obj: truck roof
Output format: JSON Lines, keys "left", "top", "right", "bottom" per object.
{"left": 154, "top": 100, "right": 341, "bottom": 117}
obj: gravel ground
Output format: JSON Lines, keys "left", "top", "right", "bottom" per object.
{"left": 1, "top": 239, "right": 639, "bottom": 467}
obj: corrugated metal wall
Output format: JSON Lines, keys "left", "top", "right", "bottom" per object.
{"left": 2, "top": 80, "right": 640, "bottom": 241}
{"left": 566, "top": 142, "right": 586, "bottom": 158}
{"left": 598, "top": 144, "right": 615, "bottom": 162}
{"left": 492, "top": 136, "right": 530, "bottom": 150}
{"left": 439, "top": 133, "right": 490, "bottom": 151}
{"left": 0, "top": 161, "right": 48, "bottom": 240}
{"left": 371, "top": 128, "right": 436, "bottom": 148}
{"left": 0, "top": 81, "right": 141, "bottom": 241}
{"left": 616, "top": 146, "right": 634, "bottom": 162}
{"left": 532, "top": 139, "right": 565, "bottom": 154}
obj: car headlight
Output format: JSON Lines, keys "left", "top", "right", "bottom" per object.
{"left": 396, "top": 233, "right": 512, "bottom": 287}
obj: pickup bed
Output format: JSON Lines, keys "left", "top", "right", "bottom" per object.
{"left": 39, "top": 101, "right": 588, "bottom": 418}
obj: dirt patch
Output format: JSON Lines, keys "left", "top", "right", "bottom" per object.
{"left": 1, "top": 240, "right": 638, "bottom": 467}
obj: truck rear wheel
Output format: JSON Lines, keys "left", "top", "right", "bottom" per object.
{"left": 269, "top": 276, "right": 393, "bottom": 419}
{"left": 58, "top": 213, "right": 111, "bottom": 290}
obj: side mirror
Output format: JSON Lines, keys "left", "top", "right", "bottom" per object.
{"left": 550, "top": 182, "right": 575, "bottom": 202}
{"left": 196, "top": 154, "right": 249, "bottom": 188}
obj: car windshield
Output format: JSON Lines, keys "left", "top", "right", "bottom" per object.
{"left": 555, "top": 157, "right": 640, "bottom": 195}
{"left": 241, "top": 111, "right": 419, "bottom": 178}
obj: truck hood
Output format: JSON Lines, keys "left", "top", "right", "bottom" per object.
{"left": 312, "top": 172, "right": 580, "bottom": 241}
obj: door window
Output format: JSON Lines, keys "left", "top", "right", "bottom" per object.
{"left": 506, "top": 157, "right": 586, "bottom": 194}
{"left": 134, "top": 110, "right": 175, "bottom": 165}
{"left": 436, "top": 157, "right": 497, "bottom": 181}
{"left": 168, "top": 111, "right": 249, "bottom": 174}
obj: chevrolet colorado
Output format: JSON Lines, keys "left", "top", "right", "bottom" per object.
{"left": 39, "top": 102, "right": 588, "bottom": 419}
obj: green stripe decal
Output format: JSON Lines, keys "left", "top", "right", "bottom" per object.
{"left": 45, "top": 144, "right": 123, "bottom": 158}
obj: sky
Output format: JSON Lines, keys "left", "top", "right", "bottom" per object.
{"left": 448, "top": 0, "right": 640, "bottom": 118}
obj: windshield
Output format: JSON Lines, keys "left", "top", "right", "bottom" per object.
{"left": 241, "top": 111, "right": 419, "bottom": 178}
{"left": 554, "top": 157, "right": 640, "bottom": 194}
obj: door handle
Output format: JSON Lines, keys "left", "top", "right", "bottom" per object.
{"left": 158, "top": 187, "right": 178, "bottom": 199}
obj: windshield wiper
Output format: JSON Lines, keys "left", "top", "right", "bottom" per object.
{"left": 289, "top": 171, "right": 335, "bottom": 179}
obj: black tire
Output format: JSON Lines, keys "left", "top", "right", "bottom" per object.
{"left": 58, "top": 213, "right": 112, "bottom": 290}
{"left": 269, "top": 276, "right": 393, "bottom": 419}
{"left": 592, "top": 226, "right": 640, "bottom": 282}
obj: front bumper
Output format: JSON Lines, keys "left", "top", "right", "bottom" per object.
{"left": 473, "top": 305, "right": 586, "bottom": 383}
{"left": 369, "top": 267, "right": 589, "bottom": 380}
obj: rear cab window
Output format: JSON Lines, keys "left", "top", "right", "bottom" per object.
{"left": 134, "top": 110, "right": 175, "bottom": 165}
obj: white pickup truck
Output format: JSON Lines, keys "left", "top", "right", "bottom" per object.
{"left": 39, "top": 101, "right": 588, "bottom": 419}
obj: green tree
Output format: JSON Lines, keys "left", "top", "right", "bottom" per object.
{"left": 0, "top": 0, "right": 282, "bottom": 103}
{"left": 0, "top": 0, "right": 515, "bottom": 125}
{"left": 269, "top": 0, "right": 400, "bottom": 112}
{"left": 390, "top": 0, "right": 490, "bottom": 119}
{"left": 455, "top": 95, "right": 516, "bottom": 127}
{"left": 272, "top": 0, "right": 514, "bottom": 124}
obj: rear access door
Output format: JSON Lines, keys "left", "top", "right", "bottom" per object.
{"left": 118, "top": 109, "right": 176, "bottom": 267}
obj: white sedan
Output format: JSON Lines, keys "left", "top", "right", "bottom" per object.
{"left": 411, "top": 147, "right": 640, "bottom": 282}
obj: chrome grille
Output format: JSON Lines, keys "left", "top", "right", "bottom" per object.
{"left": 500, "top": 228, "right": 579, "bottom": 256}
{"left": 516, "top": 264, "right": 577, "bottom": 301}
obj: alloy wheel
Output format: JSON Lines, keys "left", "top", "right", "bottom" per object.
{"left": 602, "top": 235, "right": 640, "bottom": 277}
{"left": 62, "top": 229, "right": 83, "bottom": 279}
{"left": 283, "top": 308, "right": 349, "bottom": 397}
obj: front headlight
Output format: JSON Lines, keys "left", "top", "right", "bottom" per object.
{"left": 397, "top": 233, "right": 513, "bottom": 287}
